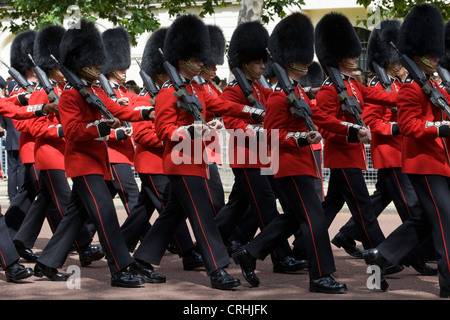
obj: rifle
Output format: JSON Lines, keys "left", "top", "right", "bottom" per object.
{"left": 158, "top": 48, "right": 206, "bottom": 124}
{"left": 28, "top": 54, "right": 59, "bottom": 102}
{"left": 437, "top": 65, "right": 450, "bottom": 94}
{"left": 266, "top": 50, "right": 317, "bottom": 134}
{"left": 372, "top": 61, "right": 393, "bottom": 92}
{"left": 226, "top": 54, "right": 266, "bottom": 112}
{"left": 325, "top": 66, "right": 366, "bottom": 127}
{"left": 50, "top": 55, "right": 115, "bottom": 120}
{"left": 390, "top": 42, "right": 450, "bottom": 118}
{"left": 0, "top": 59, "right": 34, "bottom": 94}
{"left": 135, "top": 58, "right": 160, "bottom": 105}
{"left": 99, "top": 74, "right": 132, "bottom": 128}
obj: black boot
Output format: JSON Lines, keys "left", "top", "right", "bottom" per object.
{"left": 5, "top": 263, "right": 33, "bottom": 282}
{"left": 78, "top": 244, "right": 106, "bottom": 267}
{"left": 34, "top": 262, "right": 70, "bottom": 281}
{"left": 182, "top": 248, "right": 204, "bottom": 270}
{"left": 232, "top": 248, "right": 259, "bottom": 287}
{"left": 14, "top": 242, "right": 40, "bottom": 262}
{"left": 362, "top": 248, "right": 390, "bottom": 291}
{"left": 331, "top": 232, "right": 363, "bottom": 258}
{"left": 129, "top": 260, "right": 166, "bottom": 283}
{"left": 273, "top": 256, "right": 308, "bottom": 273}
{"left": 309, "top": 275, "right": 347, "bottom": 294}
{"left": 210, "top": 268, "right": 240, "bottom": 290}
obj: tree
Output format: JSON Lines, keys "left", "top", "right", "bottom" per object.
{"left": 0, "top": 0, "right": 303, "bottom": 45}
{"left": 356, "top": 0, "right": 450, "bottom": 26}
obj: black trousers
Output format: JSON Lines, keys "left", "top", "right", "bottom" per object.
{"left": 121, "top": 173, "right": 195, "bottom": 255}
{"left": 4, "top": 163, "right": 40, "bottom": 237}
{"left": 38, "top": 174, "right": 133, "bottom": 274}
{"left": 0, "top": 215, "right": 20, "bottom": 269}
{"left": 13, "top": 169, "right": 93, "bottom": 250}
{"left": 214, "top": 168, "right": 292, "bottom": 261}
{"left": 6, "top": 150, "right": 25, "bottom": 202}
{"left": 378, "top": 174, "right": 450, "bottom": 287}
{"left": 339, "top": 168, "right": 434, "bottom": 258}
{"left": 323, "top": 168, "right": 385, "bottom": 249}
{"left": 107, "top": 163, "right": 140, "bottom": 216}
{"left": 134, "top": 174, "right": 230, "bottom": 275}
{"left": 245, "top": 175, "right": 336, "bottom": 279}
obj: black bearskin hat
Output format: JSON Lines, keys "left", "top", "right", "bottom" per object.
{"left": 315, "top": 12, "right": 362, "bottom": 69}
{"left": 10, "top": 30, "right": 37, "bottom": 75}
{"left": 142, "top": 28, "right": 167, "bottom": 76}
{"left": 205, "top": 25, "right": 226, "bottom": 66}
{"left": 299, "top": 61, "right": 325, "bottom": 88}
{"left": 397, "top": 3, "right": 445, "bottom": 59}
{"left": 366, "top": 20, "right": 401, "bottom": 72}
{"left": 163, "top": 14, "right": 210, "bottom": 67}
{"left": 101, "top": 26, "right": 131, "bottom": 75}
{"left": 59, "top": 19, "right": 107, "bottom": 73}
{"left": 33, "top": 25, "right": 66, "bottom": 73}
{"left": 268, "top": 12, "right": 314, "bottom": 67}
{"left": 227, "top": 20, "right": 269, "bottom": 69}
{"left": 440, "top": 21, "right": 450, "bottom": 70}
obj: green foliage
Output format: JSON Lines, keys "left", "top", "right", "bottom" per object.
{"left": 356, "top": 0, "right": 450, "bottom": 27}
{"left": 0, "top": 0, "right": 306, "bottom": 45}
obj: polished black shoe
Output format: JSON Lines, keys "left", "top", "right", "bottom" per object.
{"left": 440, "top": 286, "right": 450, "bottom": 298}
{"left": 34, "top": 262, "right": 69, "bottom": 281}
{"left": 226, "top": 239, "right": 244, "bottom": 257}
{"left": 309, "top": 275, "right": 347, "bottom": 294}
{"left": 111, "top": 271, "right": 144, "bottom": 288}
{"left": 406, "top": 256, "right": 438, "bottom": 276}
{"left": 232, "top": 248, "right": 259, "bottom": 287}
{"left": 78, "top": 244, "right": 106, "bottom": 267}
{"left": 210, "top": 268, "right": 241, "bottom": 290}
{"left": 182, "top": 248, "right": 204, "bottom": 271}
{"left": 273, "top": 256, "right": 308, "bottom": 273}
{"left": 5, "top": 263, "right": 33, "bottom": 282}
{"left": 15, "top": 244, "right": 40, "bottom": 262}
{"left": 331, "top": 232, "right": 363, "bottom": 258}
{"left": 362, "top": 248, "right": 389, "bottom": 291}
{"left": 385, "top": 264, "right": 404, "bottom": 275}
{"left": 129, "top": 260, "right": 166, "bottom": 283}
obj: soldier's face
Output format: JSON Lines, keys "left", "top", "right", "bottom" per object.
{"left": 179, "top": 57, "right": 203, "bottom": 79}
{"left": 201, "top": 65, "right": 217, "bottom": 80}
{"left": 244, "top": 59, "right": 265, "bottom": 81}
{"left": 416, "top": 54, "right": 439, "bottom": 75}
{"left": 338, "top": 57, "right": 358, "bottom": 73}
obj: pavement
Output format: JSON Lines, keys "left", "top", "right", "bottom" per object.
{"left": 0, "top": 183, "right": 445, "bottom": 316}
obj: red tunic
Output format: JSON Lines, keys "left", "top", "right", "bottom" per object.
{"left": 397, "top": 76, "right": 450, "bottom": 176}
{"left": 58, "top": 83, "right": 151, "bottom": 179}
{"left": 363, "top": 77, "right": 403, "bottom": 169}
{"left": 266, "top": 82, "right": 356, "bottom": 178}
{"left": 221, "top": 80, "right": 272, "bottom": 169}
{"left": 28, "top": 82, "right": 66, "bottom": 170}
{"left": 316, "top": 74, "right": 397, "bottom": 170}
{"left": 106, "top": 82, "right": 138, "bottom": 165}
{"left": 154, "top": 80, "right": 255, "bottom": 179}
{"left": 132, "top": 91, "right": 164, "bottom": 174}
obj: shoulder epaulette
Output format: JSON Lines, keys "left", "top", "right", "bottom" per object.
{"left": 404, "top": 75, "right": 415, "bottom": 84}
{"left": 273, "top": 83, "right": 283, "bottom": 92}
{"left": 35, "top": 83, "right": 44, "bottom": 91}
{"left": 162, "top": 81, "right": 173, "bottom": 89}
{"left": 369, "top": 76, "right": 380, "bottom": 87}
{"left": 227, "top": 79, "right": 238, "bottom": 87}
{"left": 323, "top": 77, "right": 333, "bottom": 87}
{"left": 64, "top": 83, "right": 74, "bottom": 90}
{"left": 139, "top": 87, "right": 148, "bottom": 97}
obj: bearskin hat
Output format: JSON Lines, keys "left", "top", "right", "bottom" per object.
{"left": 268, "top": 12, "right": 314, "bottom": 67}
{"left": 227, "top": 21, "right": 269, "bottom": 69}
{"left": 397, "top": 4, "right": 445, "bottom": 59}
{"left": 10, "top": 30, "right": 37, "bottom": 75}
{"left": 101, "top": 26, "right": 131, "bottom": 75}
{"left": 163, "top": 14, "right": 210, "bottom": 67}
{"left": 366, "top": 20, "right": 401, "bottom": 72}
{"left": 142, "top": 28, "right": 167, "bottom": 76}
{"left": 205, "top": 25, "right": 226, "bottom": 66}
{"left": 315, "top": 12, "right": 362, "bottom": 69}
{"left": 33, "top": 25, "right": 66, "bottom": 73}
{"left": 299, "top": 61, "right": 325, "bottom": 88}
{"left": 59, "top": 19, "right": 107, "bottom": 73}
{"left": 440, "top": 21, "right": 450, "bottom": 70}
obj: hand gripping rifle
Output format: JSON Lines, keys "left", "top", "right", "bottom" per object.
{"left": 50, "top": 55, "right": 115, "bottom": 120}
{"left": 99, "top": 74, "right": 132, "bottom": 128}
{"left": 266, "top": 49, "right": 317, "bottom": 135}
{"left": 437, "top": 65, "right": 450, "bottom": 94}
{"left": 372, "top": 61, "right": 393, "bottom": 92}
{"left": 28, "top": 54, "right": 59, "bottom": 102}
{"left": 158, "top": 48, "right": 206, "bottom": 124}
{"left": 135, "top": 58, "right": 160, "bottom": 105}
{"left": 390, "top": 42, "right": 450, "bottom": 118}
{"left": 0, "top": 59, "right": 34, "bottom": 94}
{"left": 325, "top": 66, "right": 366, "bottom": 127}
{"left": 226, "top": 54, "right": 266, "bottom": 112}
